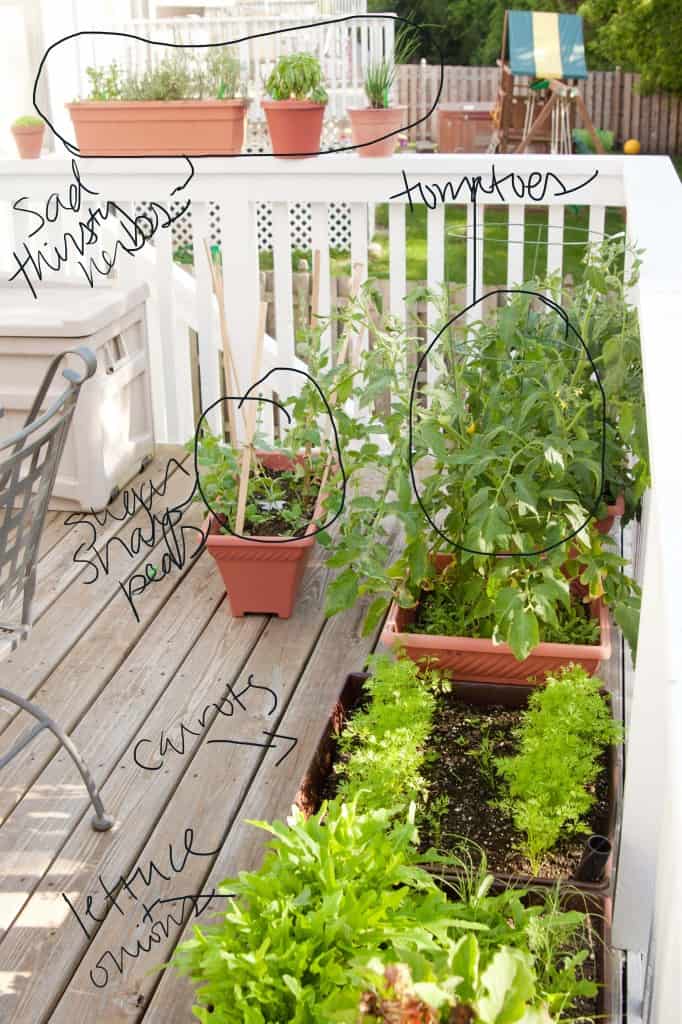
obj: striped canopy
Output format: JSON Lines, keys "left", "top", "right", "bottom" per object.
{"left": 507, "top": 10, "right": 588, "bottom": 80}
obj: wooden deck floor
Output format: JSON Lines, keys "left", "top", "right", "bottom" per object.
{"left": 0, "top": 448, "right": 398, "bottom": 1022}
{"left": 0, "top": 448, "right": 629, "bottom": 1022}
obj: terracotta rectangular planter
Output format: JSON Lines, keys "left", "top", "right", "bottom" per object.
{"left": 204, "top": 449, "right": 327, "bottom": 618}
{"left": 380, "top": 555, "right": 611, "bottom": 685}
{"left": 295, "top": 673, "right": 620, "bottom": 911}
{"left": 67, "top": 99, "right": 249, "bottom": 156}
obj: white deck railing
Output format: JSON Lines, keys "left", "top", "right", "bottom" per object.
{"left": 0, "top": 152, "right": 680, "bottom": 1019}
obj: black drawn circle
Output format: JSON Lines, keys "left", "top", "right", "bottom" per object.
{"left": 408, "top": 288, "right": 607, "bottom": 557}
{"left": 32, "top": 16, "right": 443, "bottom": 160}
{"left": 193, "top": 366, "right": 346, "bottom": 543}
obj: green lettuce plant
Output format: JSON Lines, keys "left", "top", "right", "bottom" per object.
{"left": 169, "top": 799, "right": 597, "bottom": 1022}
{"left": 495, "top": 663, "right": 624, "bottom": 873}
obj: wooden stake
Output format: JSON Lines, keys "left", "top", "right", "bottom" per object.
{"left": 203, "top": 239, "right": 245, "bottom": 440}
{"left": 234, "top": 302, "right": 267, "bottom": 536}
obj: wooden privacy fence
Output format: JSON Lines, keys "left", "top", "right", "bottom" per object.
{"left": 398, "top": 64, "right": 682, "bottom": 154}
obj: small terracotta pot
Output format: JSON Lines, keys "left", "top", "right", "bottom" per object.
{"left": 347, "top": 105, "right": 406, "bottom": 156}
{"left": 11, "top": 124, "right": 45, "bottom": 159}
{"left": 67, "top": 99, "right": 249, "bottom": 156}
{"left": 204, "top": 450, "right": 327, "bottom": 618}
{"left": 261, "top": 99, "right": 326, "bottom": 157}
{"left": 380, "top": 554, "right": 611, "bottom": 684}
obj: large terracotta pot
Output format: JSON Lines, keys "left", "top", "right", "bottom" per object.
{"left": 347, "top": 106, "right": 406, "bottom": 156}
{"left": 11, "top": 124, "right": 45, "bottom": 159}
{"left": 204, "top": 450, "right": 327, "bottom": 618}
{"left": 66, "top": 100, "right": 249, "bottom": 156}
{"left": 380, "top": 554, "right": 611, "bottom": 685}
{"left": 261, "top": 99, "right": 326, "bottom": 157}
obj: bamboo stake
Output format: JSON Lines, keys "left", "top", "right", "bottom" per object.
{"left": 234, "top": 301, "right": 268, "bottom": 536}
{"left": 203, "top": 239, "right": 246, "bottom": 440}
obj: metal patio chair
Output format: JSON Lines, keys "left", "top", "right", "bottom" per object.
{"left": 0, "top": 347, "right": 113, "bottom": 831}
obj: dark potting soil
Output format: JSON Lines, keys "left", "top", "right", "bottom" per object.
{"left": 219, "top": 466, "right": 320, "bottom": 538}
{"left": 420, "top": 691, "right": 610, "bottom": 880}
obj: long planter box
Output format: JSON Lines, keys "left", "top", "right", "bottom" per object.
{"left": 67, "top": 99, "right": 249, "bottom": 156}
{"left": 380, "top": 555, "right": 611, "bottom": 684}
{"left": 295, "top": 673, "right": 621, "bottom": 911}
{"left": 294, "top": 673, "right": 617, "bottom": 1021}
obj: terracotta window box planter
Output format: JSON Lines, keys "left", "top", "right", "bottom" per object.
{"left": 347, "top": 106, "right": 406, "bottom": 157}
{"left": 380, "top": 554, "right": 611, "bottom": 685}
{"left": 66, "top": 99, "right": 250, "bottom": 156}
{"left": 296, "top": 673, "right": 620, "bottom": 912}
{"left": 11, "top": 123, "right": 45, "bottom": 159}
{"left": 204, "top": 449, "right": 329, "bottom": 618}
{"left": 261, "top": 99, "right": 326, "bottom": 157}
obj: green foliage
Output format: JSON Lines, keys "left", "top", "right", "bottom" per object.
{"left": 408, "top": 564, "right": 600, "bottom": 648}
{"left": 190, "top": 316, "right": 350, "bottom": 537}
{"left": 84, "top": 48, "right": 242, "bottom": 101}
{"left": 170, "top": 798, "right": 597, "bottom": 1022}
{"left": 364, "top": 24, "right": 420, "bottom": 108}
{"left": 264, "top": 52, "right": 328, "bottom": 103}
{"left": 12, "top": 114, "right": 43, "bottom": 128}
{"left": 322, "top": 239, "right": 645, "bottom": 663}
{"left": 496, "top": 663, "right": 624, "bottom": 873}
{"left": 335, "top": 654, "right": 444, "bottom": 813}
{"left": 580, "top": 0, "right": 682, "bottom": 95}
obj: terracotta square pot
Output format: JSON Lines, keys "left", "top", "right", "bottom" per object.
{"left": 204, "top": 449, "right": 327, "bottom": 618}
{"left": 380, "top": 554, "right": 611, "bottom": 684}
{"left": 67, "top": 99, "right": 249, "bottom": 156}
{"left": 261, "top": 99, "right": 326, "bottom": 157}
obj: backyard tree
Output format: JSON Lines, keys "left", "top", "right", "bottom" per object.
{"left": 580, "top": 0, "right": 682, "bottom": 95}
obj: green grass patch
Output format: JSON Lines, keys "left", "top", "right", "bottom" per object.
{"left": 256, "top": 202, "right": 626, "bottom": 285}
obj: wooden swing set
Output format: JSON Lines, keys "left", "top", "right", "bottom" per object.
{"left": 491, "top": 10, "right": 604, "bottom": 154}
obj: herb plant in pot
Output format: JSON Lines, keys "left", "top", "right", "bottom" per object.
{"left": 192, "top": 313, "right": 349, "bottom": 618}
{"left": 261, "top": 52, "right": 328, "bottom": 157}
{"left": 67, "top": 49, "right": 249, "bottom": 156}
{"left": 11, "top": 115, "right": 45, "bottom": 159}
{"left": 347, "top": 26, "right": 416, "bottom": 157}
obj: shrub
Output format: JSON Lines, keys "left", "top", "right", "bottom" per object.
{"left": 169, "top": 799, "right": 597, "bottom": 1022}
{"left": 12, "top": 115, "right": 43, "bottom": 128}
{"left": 335, "top": 653, "right": 444, "bottom": 813}
{"left": 496, "top": 663, "right": 624, "bottom": 873}
{"left": 264, "top": 52, "right": 328, "bottom": 103}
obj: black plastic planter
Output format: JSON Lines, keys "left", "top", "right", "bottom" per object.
{"left": 293, "top": 672, "right": 618, "bottom": 1022}
{"left": 295, "top": 673, "right": 621, "bottom": 913}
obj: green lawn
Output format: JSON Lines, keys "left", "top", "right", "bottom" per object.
{"left": 258, "top": 202, "right": 626, "bottom": 285}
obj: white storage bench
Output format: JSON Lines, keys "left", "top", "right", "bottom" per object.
{"left": 0, "top": 281, "right": 155, "bottom": 511}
